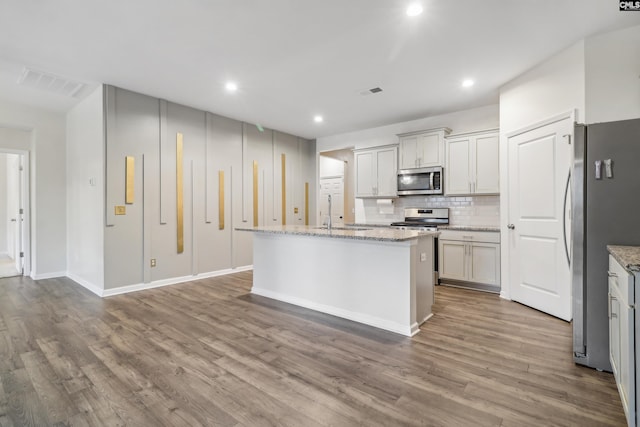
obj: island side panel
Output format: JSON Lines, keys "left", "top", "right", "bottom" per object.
{"left": 415, "top": 236, "right": 434, "bottom": 324}
{"left": 251, "top": 233, "right": 419, "bottom": 336}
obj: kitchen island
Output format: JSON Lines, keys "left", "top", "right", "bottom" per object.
{"left": 236, "top": 225, "right": 437, "bottom": 336}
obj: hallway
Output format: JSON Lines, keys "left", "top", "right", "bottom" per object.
{"left": 0, "top": 254, "right": 19, "bottom": 278}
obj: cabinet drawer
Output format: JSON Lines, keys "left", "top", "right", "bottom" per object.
{"left": 608, "top": 255, "right": 634, "bottom": 305}
{"left": 438, "top": 229, "right": 500, "bottom": 243}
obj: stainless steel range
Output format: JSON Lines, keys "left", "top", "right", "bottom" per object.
{"left": 391, "top": 208, "right": 449, "bottom": 284}
{"left": 390, "top": 208, "right": 449, "bottom": 231}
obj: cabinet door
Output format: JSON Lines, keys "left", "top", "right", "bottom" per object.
{"left": 375, "top": 147, "right": 397, "bottom": 197}
{"left": 446, "top": 137, "right": 471, "bottom": 195}
{"left": 418, "top": 133, "right": 443, "bottom": 167}
{"left": 609, "top": 285, "right": 621, "bottom": 378}
{"left": 474, "top": 133, "right": 500, "bottom": 194}
{"left": 355, "top": 151, "right": 374, "bottom": 197}
{"left": 399, "top": 137, "right": 419, "bottom": 169}
{"left": 469, "top": 242, "right": 500, "bottom": 286}
{"left": 439, "top": 240, "right": 467, "bottom": 281}
{"left": 619, "top": 299, "right": 634, "bottom": 421}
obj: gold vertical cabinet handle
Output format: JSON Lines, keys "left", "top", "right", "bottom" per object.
{"left": 218, "top": 170, "right": 225, "bottom": 230}
{"left": 176, "top": 133, "right": 184, "bottom": 254}
{"left": 281, "top": 153, "right": 286, "bottom": 225}
{"left": 304, "top": 182, "right": 309, "bottom": 225}
{"left": 125, "top": 156, "right": 135, "bottom": 204}
{"left": 253, "top": 160, "right": 259, "bottom": 227}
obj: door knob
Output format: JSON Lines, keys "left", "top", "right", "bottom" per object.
{"left": 507, "top": 224, "right": 515, "bottom": 230}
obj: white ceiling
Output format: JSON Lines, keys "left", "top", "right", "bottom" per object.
{"left": 0, "top": 1, "right": 638, "bottom": 139}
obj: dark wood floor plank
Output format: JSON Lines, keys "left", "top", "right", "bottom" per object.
{"left": 0, "top": 271, "right": 627, "bottom": 426}
{"left": 20, "top": 350, "right": 79, "bottom": 424}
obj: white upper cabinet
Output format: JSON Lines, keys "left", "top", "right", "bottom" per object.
{"left": 445, "top": 129, "right": 499, "bottom": 196}
{"left": 398, "top": 128, "right": 451, "bottom": 169}
{"left": 354, "top": 145, "right": 398, "bottom": 198}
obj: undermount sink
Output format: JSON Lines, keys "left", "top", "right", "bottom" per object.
{"left": 313, "top": 226, "right": 373, "bottom": 231}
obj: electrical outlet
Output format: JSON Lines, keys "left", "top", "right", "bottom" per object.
{"left": 150, "top": 258, "right": 157, "bottom": 267}
{"left": 420, "top": 253, "right": 427, "bottom": 262}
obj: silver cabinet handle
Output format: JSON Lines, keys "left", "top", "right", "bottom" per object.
{"left": 507, "top": 224, "right": 515, "bottom": 230}
{"left": 10, "top": 218, "right": 16, "bottom": 222}
{"left": 609, "top": 294, "right": 618, "bottom": 318}
{"left": 562, "top": 169, "right": 571, "bottom": 268}
{"left": 607, "top": 271, "right": 618, "bottom": 277}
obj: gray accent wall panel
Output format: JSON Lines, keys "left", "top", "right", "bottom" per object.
{"left": 103, "top": 85, "right": 316, "bottom": 289}
{"left": 104, "top": 87, "right": 159, "bottom": 289}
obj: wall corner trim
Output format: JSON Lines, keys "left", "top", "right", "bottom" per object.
{"left": 31, "top": 271, "right": 67, "bottom": 281}
{"left": 66, "top": 272, "right": 104, "bottom": 297}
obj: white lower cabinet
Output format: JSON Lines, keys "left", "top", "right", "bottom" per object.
{"left": 439, "top": 230, "right": 500, "bottom": 290}
{"left": 608, "top": 254, "right": 636, "bottom": 426}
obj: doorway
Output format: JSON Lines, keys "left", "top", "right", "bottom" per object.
{"left": 319, "top": 149, "right": 355, "bottom": 225}
{"left": 0, "top": 150, "right": 29, "bottom": 278}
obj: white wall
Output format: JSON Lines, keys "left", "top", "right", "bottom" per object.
{"left": 0, "top": 154, "right": 6, "bottom": 255}
{"left": 66, "top": 86, "right": 104, "bottom": 292}
{"left": 499, "top": 40, "right": 585, "bottom": 134}
{"left": 585, "top": 24, "right": 640, "bottom": 124}
{"left": 319, "top": 156, "right": 344, "bottom": 178}
{"left": 316, "top": 104, "right": 499, "bottom": 152}
{"left": 0, "top": 112, "right": 66, "bottom": 278}
{"left": 316, "top": 104, "right": 500, "bottom": 225}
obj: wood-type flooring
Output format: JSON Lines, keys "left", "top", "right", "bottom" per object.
{"left": 0, "top": 271, "right": 626, "bottom": 426}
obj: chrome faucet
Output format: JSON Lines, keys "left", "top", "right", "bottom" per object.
{"left": 327, "top": 194, "right": 332, "bottom": 231}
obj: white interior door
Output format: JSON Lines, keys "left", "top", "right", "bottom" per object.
{"left": 507, "top": 116, "right": 572, "bottom": 321}
{"left": 319, "top": 177, "right": 344, "bottom": 226}
{"left": 6, "top": 155, "right": 19, "bottom": 268}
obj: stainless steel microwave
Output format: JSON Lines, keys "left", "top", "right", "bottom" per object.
{"left": 397, "top": 166, "right": 443, "bottom": 196}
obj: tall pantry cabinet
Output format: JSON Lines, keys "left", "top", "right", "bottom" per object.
{"left": 103, "top": 85, "right": 316, "bottom": 292}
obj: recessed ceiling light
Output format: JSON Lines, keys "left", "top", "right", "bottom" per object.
{"left": 406, "top": 3, "right": 423, "bottom": 17}
{"left": 225, "top": 81, "right": 238, "bottom": 92}
{"left": 314, "top": 115, "right": 324, "bottom": 123}
{"left": 462, "top": 79, "right": 475, "bottom": 88}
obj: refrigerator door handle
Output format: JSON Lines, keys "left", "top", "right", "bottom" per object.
{"left": 562, "top": 169, "right": 571, "bottom": 268}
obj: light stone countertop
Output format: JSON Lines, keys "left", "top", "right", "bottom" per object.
{"left": 235, "top": 225, "right": 438, "bottom": 242}
{"left": 437, "top": 225, "right": 500, "bottom": 232}
{"left": 607, "top": 245, "right": 640, "bottom": 273}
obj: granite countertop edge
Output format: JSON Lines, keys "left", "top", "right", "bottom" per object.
{"left": 235, "top": 226, "right": 438, "bottom": 242}
{"left": 350, "top": 223, "right": 500, "bottom": 232}
{"left": 437, "top": 225, "right": 500, "bottom": 232}
{"left": 607, "top": 245, "right": 640, "bottom": 273}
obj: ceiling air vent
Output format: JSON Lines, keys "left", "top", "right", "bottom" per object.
{"left": 359, "top": 87, "right": 383, "bottom": 96}
{"left": 17, "top": 67, "right": 86, "bottom": 98}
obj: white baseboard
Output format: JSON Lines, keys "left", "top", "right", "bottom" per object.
{"left": 500, "top": 290, "right": 511, "bottom": 300}
{"left": 251, "top": 286, "right": 414, "bottom": 337}
{"left": 66, "top": 272, "right": 104, "bottom": 297}
{"left": 31, "top": 271, "right": 66, "bottom": 280}
{"left": 101, "top": 265, "right": 254, "bottom": 297}
{"left": 0, "top": 251, "right": 9, "bottom": 258}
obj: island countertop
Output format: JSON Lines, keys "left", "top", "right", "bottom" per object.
{"left": 235, "top": 225, "right": 438, "bottom": 242}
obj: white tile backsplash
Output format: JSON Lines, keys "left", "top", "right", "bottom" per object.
{"left": 355, "top": 195, "right": 500, "bottom": 226}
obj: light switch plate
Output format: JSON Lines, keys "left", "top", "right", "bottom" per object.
{"left": 604, "top": 159, "right": 613, "bottom": 178}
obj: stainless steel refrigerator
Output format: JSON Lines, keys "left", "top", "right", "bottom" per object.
{"left": 572, "top": 118, "right": 640, "bottom": 371}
